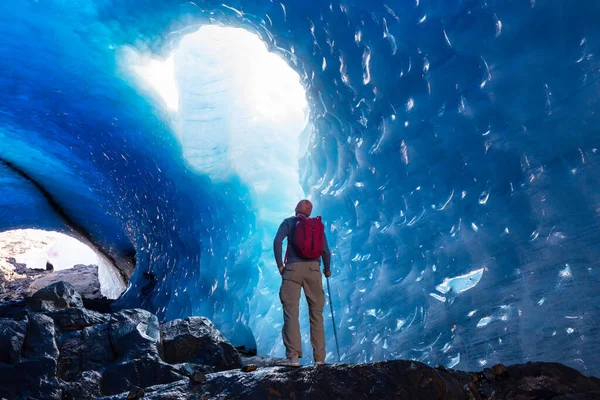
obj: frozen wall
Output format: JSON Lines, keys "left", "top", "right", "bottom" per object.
{"left": 0, "top": 0, "right": 599, "bottom": 374}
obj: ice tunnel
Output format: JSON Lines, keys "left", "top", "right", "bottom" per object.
{"left": 1, "top": 0, "right": 599, "bottom": 374}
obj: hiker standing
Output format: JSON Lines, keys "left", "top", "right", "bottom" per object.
{"left": 273, "top": 199, "right": 331, "bottom": 367}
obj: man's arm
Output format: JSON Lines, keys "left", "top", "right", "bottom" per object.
{"left": 273, "top": 220, "right": 289, "bottom": 272}
{"left": 322, "top": 233, "right": 331, "bottom": 276}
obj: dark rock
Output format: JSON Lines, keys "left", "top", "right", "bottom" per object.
{"left": 173, "top": 362, "right": 208, "bottom": 378}
{"left": 476, "top": 362, "right": 600, "bottom": 400}
{"left": 242, "top": 355, "right": 288, "bottom": 368}
{"left": 205, "top": 361, "right": 468, "bottom": 399}
{"left": 81, "top": 322, "right": 116, "bottom": 370}
{"left": 83, "top": 296, "right": 115, "bottom": 313}
{"left": 191, "top": 371, "right": 206, "bottom": 384}
{"left": 236, "top": 345, "right": 258, "bottom": 357}
{"left": 482, "top": 367, "right": 495, "bottom": 381}
{"left": 23, "top": 312, "right": 59, "bottom": 361}
{"left": 110, "top": 309, "right": 160, "bottom": 360}
{"left": 29, "top": 281, "right": 83, "bottom": 311}
{"left": 97, "top": 361, "right": 600, "bottom": 400}
{"left": 0, "top": 316, "right": 27, "bottom": 363}
{"left": 552, "top": 394, "right": 600, "bottom": 399}
{"left": 46, "top": 306, "right": 110, "bottom": 331}
{"left": 100, "top": 355, "right": 185, "bottom": 396}
{"left": 61, "top": 370, "right": 102, "bottom": 400}
{"left": 464, "top": 382, "right": 482, "bottom": 400}
{"left": 0, "top": 298, "right": 28, "bottom": 319}
{"left": 126, "top": 386, "right": 145, "bottom": 399}
{"left": 57, "top": 330, "right": 82, "bottom": 380}
{"left": 160, "top": 316, "right": 241, "bottom": 371}
{"left": 58, "top": 322, "right": 117, "bottom": 381}
{"left": 0, "top": 358, "right": 62, "bottom": 400}
{"left": 492, "top": 362, "right": 508, "bottom": 378}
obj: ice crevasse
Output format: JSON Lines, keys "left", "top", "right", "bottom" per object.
{"left": 0, "top": 0, "right": 599, "bottom": 374}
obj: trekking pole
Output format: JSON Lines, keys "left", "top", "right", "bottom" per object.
{"left": 326, "top": 277, "right": 341, "bottom": 362}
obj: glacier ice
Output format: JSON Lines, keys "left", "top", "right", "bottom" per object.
{"left": 0, "top": 0, "right": 599, "bottom": 375}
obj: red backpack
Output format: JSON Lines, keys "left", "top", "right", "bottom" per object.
{"left": 291, "top": 215, "right": 325, "bottom": 259}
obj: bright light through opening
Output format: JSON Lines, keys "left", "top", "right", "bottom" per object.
{"left": 132, "top": 26, "right": 308, "bottom": 120}
{"left": 0, "top": 229, "right": 126, "bottom": 299}
{"left": 132, "top": 55, "right": 179, "bottom": 111}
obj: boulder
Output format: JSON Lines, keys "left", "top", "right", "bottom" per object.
{"left": 61, "top": 370, "right": 102, "bottom": 400}
{"left": 29, "top": 281, "right": 83, "bottom": 311}
{"left": 110, "top": 309, "right": 160, "bottom": 360}
{"left": 28, "top": 264, "right": 102, "bottom": 300}
{"left": 57, "top": 322, "right": 117, "bottom": 381}
{"left": 23, "top": 312, "right": 59, "bottom": 361}
{"left": 0, "top": 358, "right": 62, "bottom": 400}
{"left": 0, "top": 316, "right": 27, "bottom": 363}
{"left": 99, "top": 355, "right": 185, "bottom": 396}
{"left": 57, "top": 330, "right": 82, "bottom": 380}
{"left": 160, "top": 316, "right": 241, "bottom": 371}
{"left": 47, "top": 306, "right": 109, "bottom": 331}
{"left": 81, "top": 322, "right": 116, "bottom": 370}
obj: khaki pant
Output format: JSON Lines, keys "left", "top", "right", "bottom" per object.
{"left": 279, "top": 261, "right": 326, "bottom": 362}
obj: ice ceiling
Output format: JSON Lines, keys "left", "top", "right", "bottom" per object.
{"left": 0, "top": 0, "right": 599, "bottom": 373}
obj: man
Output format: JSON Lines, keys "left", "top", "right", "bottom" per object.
{"left": 273, "top": 199, "right": 331, "bottom": 367}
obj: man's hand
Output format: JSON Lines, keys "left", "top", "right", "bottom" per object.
{"left": 279, "top": 266, "right": 284, "bottom": 275}
{"left": 324, "top": 269, "right": 331, "bottom": 278}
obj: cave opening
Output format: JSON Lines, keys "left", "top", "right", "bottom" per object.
{"left": 0, "top": 229, "right": 126, "bottom": 301}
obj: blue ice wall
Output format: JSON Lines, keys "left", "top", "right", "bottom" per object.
{"left": 1, "top": 0, "right": 599, "bottom": 374}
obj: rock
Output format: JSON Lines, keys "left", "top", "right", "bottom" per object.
{"left": 476, "top": 362, "right": 600, "bottom": 400}
{"left": 0, "top": 358, "right": 62, "bottom": 400}
{"left": 28, "top": 264, "right": 102, "bottom": 300}
{"left": 242, "top": 364, "right": 258, "bottom": 372}
{"left": 98, "top": 361, "right": 600, "bottom": 400}
{"left": 61, "top": 370, "right": 102, "bottom": 400}
{"left": 126, "top": 386, "right": 145, "bottom": 399}
{"left": 160, "top": 316, "right": 241, "bottom": 371}
{"left": 0, "top": 298, "right": 28, "bottom": 319}
{"left": 242, "top": 355, "right": 288, "bottom": 368}
{"left": 58, "top": 321, "right": 118, "bottom": 380}
{"left": 464, "top": 382, "right": 482, "bottom": 400}
{"left": 173, "top": 362, "right": 208, "bottom": 378}
{"left": 23, "top": 312, "right": 59, "bottom": 361}
{"left": 0, "top": 316, "right": 27, "bottom": 363}
{"left": 81, "top": 322, "right": 116, "bottom": 371}
{"left": 552, "top": 394, "right": 600, "bottom": 399}
{"left": 236, "top": 345, "right": 258, "bottom": 357}
{"left": 492, "top": 362, "right": 508, "bottom": 378}
{"left": 46, "top": 306, "right": 109, "bottom": 331}
{"left": 99, "top": 355, "right": 185, "bottom": 396}
{"left": 483, "top": 367, "right": 496, "bottom": 381}
{"left": 110, "top": 309, "right": 160, "bottom": 360}
{"left": 57, "top": 330, "right": 82, "bottom": 380}
{"left": 29, "top": 281, "right": 83, "bottom": 311}
{"left": 191, "top": 371, "right": 206, "bottom": 384}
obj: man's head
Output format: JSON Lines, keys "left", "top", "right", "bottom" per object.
{"left": 295, "top": 199, "right": 313, "bottom": 217}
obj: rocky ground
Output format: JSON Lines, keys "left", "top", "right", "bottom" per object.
{"left": 0, "top": 282, "right": 599, "bottom": 400}
{"left": 0, "top": 257, "right": 102, "bottom": 302}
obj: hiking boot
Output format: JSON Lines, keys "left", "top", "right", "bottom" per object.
{"left": 315, "top": 361, "right": 326, "bottom": 366}
{"left": 277, "top": 355, "right": 301, "bottom": 367}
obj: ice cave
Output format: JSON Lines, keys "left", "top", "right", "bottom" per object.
{"left": 0, "top": 0, "right": 599, "bottom": 378}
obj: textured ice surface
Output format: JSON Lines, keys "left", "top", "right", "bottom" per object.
{"left": 0, "top": 0, "right": 599, "bottom": 374}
